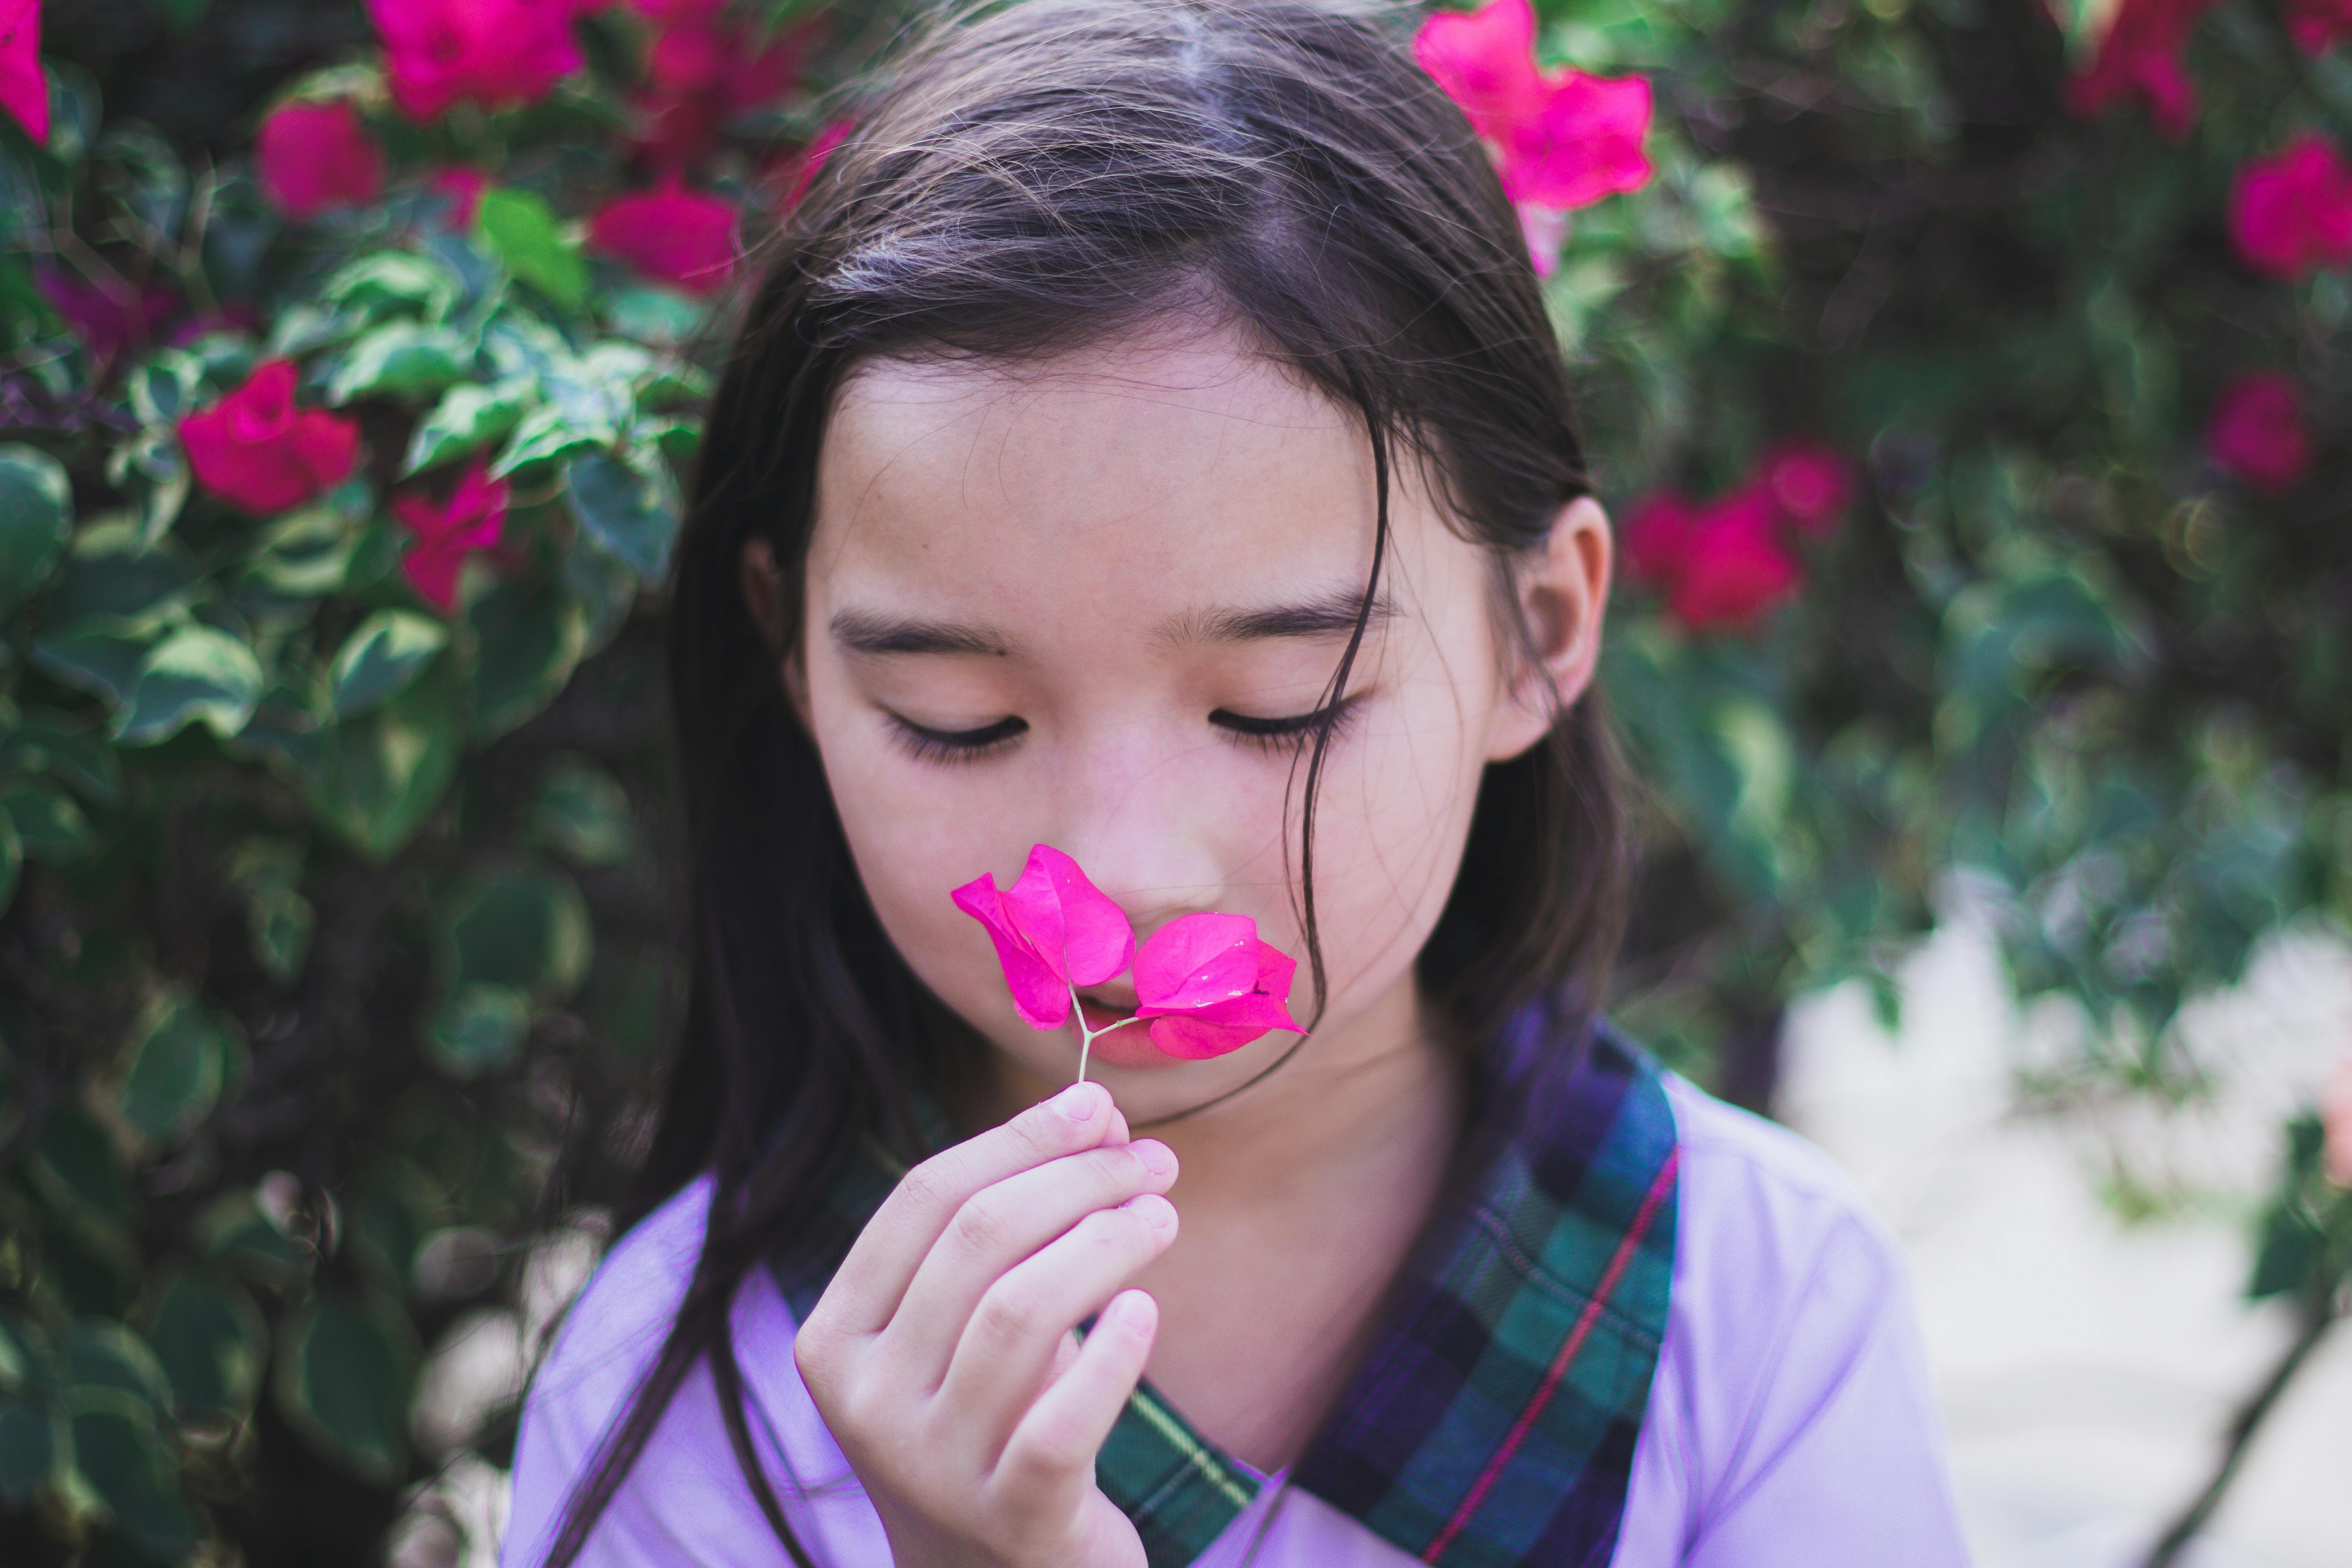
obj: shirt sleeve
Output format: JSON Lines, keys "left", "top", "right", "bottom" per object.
{"left": 499, "top": 1176, "right": 890, "bottom": 1568}
{"left": 1614, "top": 1077, "right": 1973, "bottom": 1568}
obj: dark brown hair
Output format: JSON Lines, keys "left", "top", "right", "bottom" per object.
{"left": 537, "top": 1, "right": 1628, "bottom": 1559}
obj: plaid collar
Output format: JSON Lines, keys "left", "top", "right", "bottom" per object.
{"left": 767, "top": 1002, "right": 1679, "bottom": 1568}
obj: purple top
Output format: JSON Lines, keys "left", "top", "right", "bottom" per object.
{"left": 501, "top": 1074, "right": 1974, "bottom": 1566}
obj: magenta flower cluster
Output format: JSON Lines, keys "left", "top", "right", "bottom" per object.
{"left": 954, "top": 845, "right": 1303, "bottom": 1072}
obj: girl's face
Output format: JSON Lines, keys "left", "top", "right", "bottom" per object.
{"left": 764, "top": 323, "right": 1608, "bottom": 1122}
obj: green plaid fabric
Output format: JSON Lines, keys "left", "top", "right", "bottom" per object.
{"left": 766, "top": 997, "right": 1679, "bottom": 1568}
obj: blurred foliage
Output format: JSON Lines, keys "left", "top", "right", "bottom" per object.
{"left": 0, "top": 0, "right": 2347, "bottom": 1561}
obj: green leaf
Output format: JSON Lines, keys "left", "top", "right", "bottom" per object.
{"left": 115, "top": 993, "right": 231, "bottom": 1151}
{"left": 527, "top": 755, "right": 634, "bottom": 867}
{"left": 446, "top": 867, "right": 592, "bottom": 1001}
{"left": 0, "top": 710, "right": 124, "bottom": 805}
{"left": 195, "top": 1190, "right": 311, "bottom": 1291}
{"left": 490, "top": 403, "right": 608, "bottom": 477}
{"left": 309, "top": 660, "right": 466, "bottom": 862}
{"left": 0, "top": 782, "right": 93, "bottom": 861}
{"left": 27, "top": 1103, "right": 132, "bottom": 1231}
{"left": 0, "top": 444, "right": 72, "bottom": 615}
{"left": 42, "top": 520, "right": 196, "bottom": 633}
{"left": 402, "top": 377, "right": 537, "bottom": 475}
{"left": 425, "top": 983, "right": 532, "bottom": 1079}
{"left": 603, "top": 283, "right": 709, "bottom": 347}
{"left": 329, "top": 609, "right": 449, "bottom": 719}
{"left": 113, "top": 625, "right": 264, "bottom": 746}
{"left": 30, "top": 623, "right": 153, "bottom": 708}
{"left": 0, "top": 1399, "right": 59, "bottom": 1504}
{"left": 144, "top": 1272, "right": 267, "bottom": 1425}
{"left": 62, "top": 1323, "right": 173, "bottom": 1416}
{"left": 225, "top": 838, "right": 313, "bottom": 985}
{"left": 325, "top": 321, "right": 474, "bottom": 405}
{"left": 565, "top": 450, "right": 680, "bottom": 583}
{"left": 475, "top": 187, "right": 588, "bottom": 309}
{"left": 469, "top": 579, "right": 588, "bottom": 738}
{"left": 321, "top": 251, "right": 462, "bottom": 323}
{"left": 63, "top": 1390, "right": 198, "bottom": 1561}
{"left": 243, "top": 505, "right": 361, "bottom": 597}
{"left": 273, "top": 1292, "right": 417, "bottom": 1487}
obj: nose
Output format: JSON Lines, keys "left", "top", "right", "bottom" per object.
{"left": 1041, "top": 709, "right": 1243, "bottom": 936}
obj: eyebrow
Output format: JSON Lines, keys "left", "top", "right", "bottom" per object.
{"left": 1158, "top": 586, "right": 1398, "bottom": 648}
{"left": 829, "top": 585, "right": 1396, "bottom": 659}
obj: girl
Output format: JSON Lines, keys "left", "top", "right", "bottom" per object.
{"left": 501, "top": 1, "right": 1973, "bottom": 1564}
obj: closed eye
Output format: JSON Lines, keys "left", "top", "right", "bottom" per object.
{"left": 1210, "top": 695, "right": 1364, "bottom": 753}
{"left": 885, "top": 713, "right": 1027, "bottom": 764}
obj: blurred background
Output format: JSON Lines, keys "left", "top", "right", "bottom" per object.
{"left": 0, "top": 0, "right": 2346, "bottom": 1563}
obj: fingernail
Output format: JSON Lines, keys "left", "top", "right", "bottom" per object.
{"left": 1130, "top": 1140, "right": 1176, "bottom": 1178}
{"left": 1053, "top": 1081, "right": 1103, "bottom": 1122}
{"left": 1125, "top": 1193, "right": 1176, "bottom": 1231}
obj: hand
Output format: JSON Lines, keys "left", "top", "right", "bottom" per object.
{"left": 793, "top": 1080, "right": 1180, "bottom": 1568}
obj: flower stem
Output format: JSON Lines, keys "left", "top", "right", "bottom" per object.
{"left": 1067, "top": 981, "right": 1144, "bottom": 1085}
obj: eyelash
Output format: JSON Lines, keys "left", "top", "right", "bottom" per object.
{"left": 884, "top": 698, "right": 1365, "bottom": 765}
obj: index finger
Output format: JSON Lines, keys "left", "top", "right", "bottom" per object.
{"left": 809, "top": 1079, "right": 1125, "bottom": 1337}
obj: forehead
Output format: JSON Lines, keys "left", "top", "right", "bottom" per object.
{"left": 809, "top": 325, "right": 1412, "bottom": 612}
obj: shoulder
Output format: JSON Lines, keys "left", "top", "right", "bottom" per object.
{"left": 1612, "top": 1074, "right": 1968, "bottom": 1566}
{"left": 525, "top": 1173, "right": 718, "bottom": 1428}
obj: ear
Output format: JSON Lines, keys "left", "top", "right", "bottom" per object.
{"left": 1485, "top": 495, "right": 1612, "bottom": 763}
{"left": 741, "top": 538, "right": 813, "bottom": 729}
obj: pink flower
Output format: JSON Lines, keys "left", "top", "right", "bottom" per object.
{"left": 37, "top": 270, "right": 176, "bottom": 372}
{"left": 2229, "top": 135, "right": 2352, "bottom": 280}
{"left": 588, "top": 179, "right": 739, "bottom": 293}
{"left": 368, "top": 0, "right": 585, "bottom": 122}
{"left": 1133, "top": 913, "right": 1304, "bottom": 1060}
{"left": 257, "top": 101, "right": 383, "bottom": 221}
{"left": 1669, "top": 488, "right": 1800, "bottom": 631}
{"left": 393, "top": 459, "right": 509, "bottom": 612}
{"left": 2205, "top": 372, "right": 2311, "bottom": 494}
{"left": 1621, "top": 490, "right": 1699, "bottom": 588}
{"left": 2064, "top": 0, "right": 2219, "bottom": 139}
{"left": 1414, "top": 0, "right": 1651, "bottom": 217}
{"left": 2284, "top": 0, "right": 2352, "bottom": 53}
{"left": 178, "top": 359, "right": 360, "bottom": 515}
{"left": 0, "top": 0, "right": 44, "bottom": 145}
{"left": 1627, "top": 483, "right": 1801, "bottom": 632}
{"left": 434, "top": 167, "right": 489, "bottom": 230}
{"left": 2323, "top": 1048, "right": 2352, "bottom": 1188}
{"left": 952, "top": 845, "right": 1138, "bottom": 1031}
{"left": 632, "top": 12, "right": 808, "bottom": 171}
{"left": 779, "top": 116, "right": 853, "bottom": 209}
{"left": 1759, "top": 441, "right": 1855, "bottom": 537}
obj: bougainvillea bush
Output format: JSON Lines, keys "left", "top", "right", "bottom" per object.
{"left": 0, "top": 0, "right": 2347, "bottom": 1560}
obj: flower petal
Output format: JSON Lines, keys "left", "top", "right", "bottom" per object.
{"left": 953, "top": 873, "right": 1071, "bottom": 1030}
{"left": 1032, "top": 845, "right": 1135, "bottom": 987}
{"left": 1134, "top": 912, "right": 1261, "bottom": 1014}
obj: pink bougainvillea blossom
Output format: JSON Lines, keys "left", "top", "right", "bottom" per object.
{"left": 2229, "top": 135, "right": 2352, "bottom": 279}
{"left": 38, "top": 270, "right": 176, "bottom": 372}
{"left": 2205, "top": 372, "right": 2312, "bottom": 494}
{"left": 1621, "top": 490, "right": 1700, "bottom": 589}
{"left": 178, "top": 359, "right": 360, "bottom": 515}
{"left": 433, "top": 167, "right": 489, "bottom": 230}
{"left": 1412, "top": 0, "right": 1650, "bottom": 268}
{"left": 2064, "top": 0, "right": 2220, "bottom": 140}
{"left": 257, "top": 101, "right": 383, "bottom": 221}
{"left": 368, "top": 0, "right": 586, "bottom": 122}
{"left": 0, "top": 0, "right": 45, "bottom": 145}
{"left": 778, "top": 116, "right": 854, "bottom": 209}
{"left": 588, "top": 179, "right": 739, "bottom": 292}
{"left": 2323, "top": 1047, "right": 2352, "bottom": 1188}
{"left": 1133, "top": 912, "right": 1304, "bottom": 1060}
{"left": 2283, "top": 0, "right": 2352, "bottom": 54}
{"left": 633, "top": 16, "right": 806, "bottom": 171}
{"left": 1667, "top": 487, "right": 1800, "bottom": 631}
{"left": 393, "top": 459, "right": 509, "bottom": 612}
{"left": 952, "top": 845, "right": 1138, "bottom": 1031}
{"left": 1759, "top": 441, "right": 1855, "bottom": 537}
